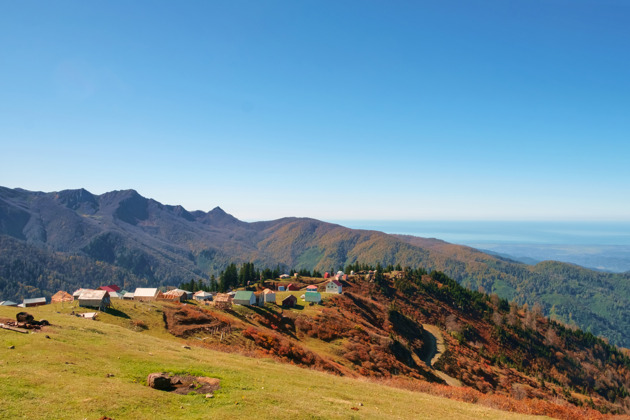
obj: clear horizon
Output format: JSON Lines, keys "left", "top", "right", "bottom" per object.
{"left": 2, "top": 1, "right": 629, "bottom": 221}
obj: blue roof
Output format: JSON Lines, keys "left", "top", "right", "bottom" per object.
{"left": 23, "top": 297, "right": 46, "bottom": 304}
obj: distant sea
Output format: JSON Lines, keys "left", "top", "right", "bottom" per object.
{"left": 331, "top": 221, "right": 630, "bottom": 273}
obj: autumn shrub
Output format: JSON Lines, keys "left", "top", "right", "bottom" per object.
{"left": 294, "top": 312, "right": 351, "bottom": 341}
{"left": 131, "top": 319, "right": 147, "bottom": 330}
{"left": 241, "top": 327, "right": 341, "bottom": 374}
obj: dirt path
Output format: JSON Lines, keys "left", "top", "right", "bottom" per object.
{"left": 422, "top": 324, "right": 462, "bottom": 387}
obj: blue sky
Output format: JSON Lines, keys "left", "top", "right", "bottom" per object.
{"left": 1, "top": 1, "right": 629, "bottom": 221}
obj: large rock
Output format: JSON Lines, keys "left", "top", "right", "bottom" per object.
{"left": 146, "top": 372, "right": 220, "bottom": 394}
{"left": 16, "top": 312, "right": 34, "bottom": 323}
{"left": 147, "top": 373, "right": 173, "bottom": 391}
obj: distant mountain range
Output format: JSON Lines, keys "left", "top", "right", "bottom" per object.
{"left": 2, "top": 186, "right": 630, "bottom": 347}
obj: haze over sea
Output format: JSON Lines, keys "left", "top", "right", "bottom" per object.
{"left": 334, "top": 221, "right": 630, "bottom": 273}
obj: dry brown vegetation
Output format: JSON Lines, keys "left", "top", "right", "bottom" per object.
{"left": 153, "top": 269, "right": 630, "bottom": 419}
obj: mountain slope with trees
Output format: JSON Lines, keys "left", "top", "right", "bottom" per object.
{"left": 1, "top": 186, "right": 630, "bottom": 347}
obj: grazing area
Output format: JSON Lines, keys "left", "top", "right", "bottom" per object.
{"left": 0, "top": 304, "right": 546, "bottom": 420}
{"left": 2, "top": 266, "right": 627, "bottom": 419}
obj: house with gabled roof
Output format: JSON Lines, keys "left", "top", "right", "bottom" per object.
{"left": 169, "top": 288, "right": 193, "bottom": 300}
{"left": 159, "top": 290, "right": 187, "bottom": 302}
{"left": 193, "top": 291, "right": 213, "bottom": 301}
{"left": 281, "top": 294, "right": 297, "bottom": 308}
{"left": 79, "top": 290, "right": 111, "bottom": 311}
{"left": 51, "top": 291, "right": 74, "bottom": 303}
{"left": 133, "top": 288, "right": 159, "bottom": 301}
{"left": 326, "top": 280, "right": 343, "bottom": 294}
{"left": 233, "top": 290, "right": 256, "bottom": 306}
{"left": 23, "top": 297, "right": 47, "bottom": 307}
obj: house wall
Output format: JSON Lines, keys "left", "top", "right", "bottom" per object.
{"left": 326, "top": 284, "right": 341, "bottom": 293}
{"left": 79, "top": 299, "right": 102, "bottom": 308}
{"left": 234, "top": 297, "right": 256, "bottom": 306}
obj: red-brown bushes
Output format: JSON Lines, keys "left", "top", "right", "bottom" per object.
{"left": 163, "top": 305, "right": 231, "bottom": 337}
{"left": 295, "top": 312, "right": 351, "bottom": 341}
{"left": 241, "top": 327, "right": 342, "bottom": 374}
{"left": 377, "top": 377, "right": 611, "bottom": 420}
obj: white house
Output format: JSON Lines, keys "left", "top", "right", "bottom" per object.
{"left": 326, "top": 280, "right": 343, "bottom": 294}
{"left": 193, "top": 291, "right": 213, "bottom": 301}
{"left": 133, "top": 288, "right": 159, "bottom": 301}
{"left": 262, "top": 288, "right": 276, "bottom": 304}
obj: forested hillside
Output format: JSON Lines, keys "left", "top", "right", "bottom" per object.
{"left": 1, "top": 186, "right": 630, "bottom": 347}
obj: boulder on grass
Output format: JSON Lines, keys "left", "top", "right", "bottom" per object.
{"left": 147, "top": 373, "right": 174, "bottom": 391}
{"left": 16, "top": 312, "right": 34, "bottom": 323}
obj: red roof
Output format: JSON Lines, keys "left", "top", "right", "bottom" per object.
{"left": 306, "top": 285, "right": 317, "bottom": 289}
{"left": 329, "top": 280, "right": 342, "bottom": 287}
{"left": 99, "top": 285, "right": 120, "bottom": 293}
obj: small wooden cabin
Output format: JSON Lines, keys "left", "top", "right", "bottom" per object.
{"left": 281, "top": 294, "right": 297, "bottom": 308}
{"left": 51, "top": 291, "right": 74, "bottom": 304}
{"left": 78, "top": 290, "right": 111, "bottom": 311}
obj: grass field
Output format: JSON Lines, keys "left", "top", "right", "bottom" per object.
{"left": 0, "top": 302, "right": 548, "bottom": 419}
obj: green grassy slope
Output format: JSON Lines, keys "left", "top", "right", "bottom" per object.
{"left": 0, "top": 304, "right": 546, "bottom": 420}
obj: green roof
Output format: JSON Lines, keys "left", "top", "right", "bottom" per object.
{"left": 234, "top": 291, "right": 254, "bottom": 300}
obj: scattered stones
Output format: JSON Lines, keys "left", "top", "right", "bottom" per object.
{"left": 11, "top": 312, "right": 50, "bottom": 330}
{"left": 182, "top": 345, "right": 191, "bottom": 350}
{"left": 45, "top": 335, "right": 50, "bottom": 339}
{"left": 106, "top": 373, "right": 115, "bottom": 378}
{"left": 205, "top": 393, "right": 214, "bottom": 398}
{"left": 8, "top": 345, "right": 15, "bottom": 349}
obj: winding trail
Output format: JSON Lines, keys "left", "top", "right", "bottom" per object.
{"left": 422, "top": 324, "right": 462, "bottom": 387}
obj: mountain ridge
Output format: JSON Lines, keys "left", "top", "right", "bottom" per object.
{"left": 2, "top": 186, "right": 630, "bottom": 347}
